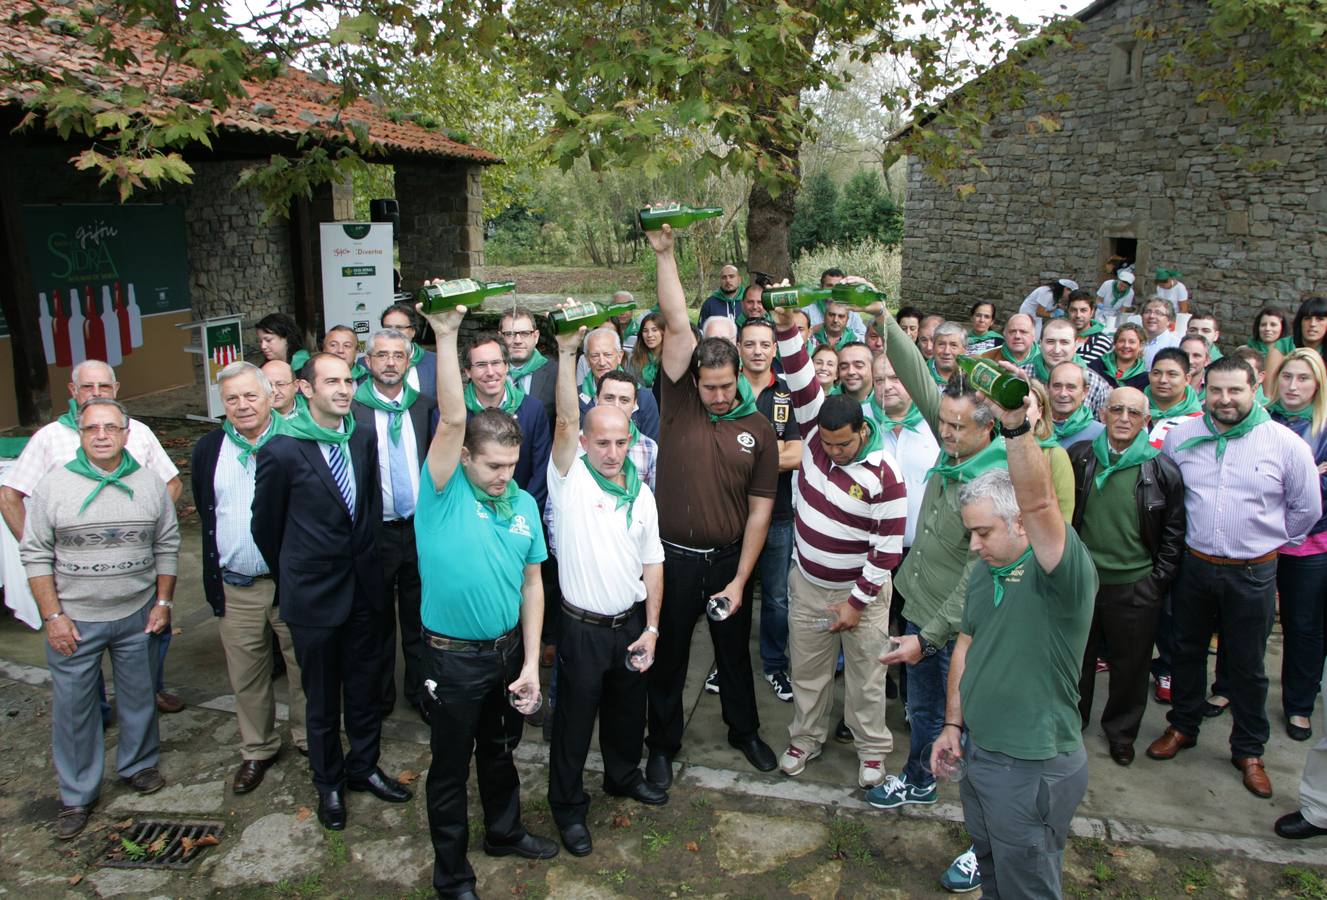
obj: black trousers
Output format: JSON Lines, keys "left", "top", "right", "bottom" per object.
{"left": 1168, "top": 554, "right": 1277, "bottom": 758}
{"left": 647, "top": 544, "right": 759, "bottom": 756}
{"left": 287, "top": 589, "right": 384, "bottom": 793}
{"left": 1078, "top": 575, "right": 1163, "bottom": 745}
{"left": 377, "top": 519, "right": 424, "bottom": 710}
{"left": 424, "top": 630, "right": 528, "bottom": 898}
{"left": 540, "top": 555, "right": 562, "bottom": 645}
{"left": 549, "top": 604, "right": 647, "bottom": 829}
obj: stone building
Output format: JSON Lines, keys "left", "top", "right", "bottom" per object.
{"left": 899, "top": 0, "right": 1327, "bottom": 341}
{"left": 0, "top": 0, "right": 498, "bottom": 427}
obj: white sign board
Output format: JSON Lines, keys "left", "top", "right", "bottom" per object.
{"left": 319, "top": 222, "right": 394, "bottom": 357}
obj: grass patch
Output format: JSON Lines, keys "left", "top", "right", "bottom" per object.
{"left": 643, "top": 827, "right": 674, "bottom": 854}
{"left": 325, "top": 832, "right": 348, "bottom": 866}
{"left": 1091, "top": 859, "right": 1115, "bottom": 884}
{"left": 1178, "top": 858, "right": 1214, "bottom": 894}
{"left": 271, "top": 874, "right": 323, "bottom": 898}
{"left": 1284, "top": 867, "right": 1327, "bottom": 900}
{"left": 691, "top": 794, "right": 711, "bottom": 809}
{"left": 596, "top": 867, "right": 629, "bottom": 887}
{"left": 827, "top": 818, "right": 872, "bottom": 864}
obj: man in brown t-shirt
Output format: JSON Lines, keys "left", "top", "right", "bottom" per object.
{"left": 644, "top": 221, "right": 780, "bottom": 787}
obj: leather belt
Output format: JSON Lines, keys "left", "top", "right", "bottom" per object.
{"left": 561, "top": 601, "right": 638, "bottom": 629}
{"left": 424, "top": 625, "right": 519, "bottom": 652}
{"left": 222, "top": 570, "right": 273, "bottom": 586}
{"left": 381, "top": 517, "right": 414, "bottom": 528}
{"left": 661, "top": 539, "right": 741, "bottom": 560}
{"left": 1187, "top": 547, "right": 1278, "bottom": 567}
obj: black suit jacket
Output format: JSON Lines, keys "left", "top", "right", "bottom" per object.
{"left": 523, "top": 359, "right": 558, "bottom": 427}
{"left": 350, "top": 391, "right": 438, "bottom": 501}
{"left": 252, "top": 426, "right": 384, "bottom": 628}
{"left": 191, "top": 429, "right": 230, "bottom": 617}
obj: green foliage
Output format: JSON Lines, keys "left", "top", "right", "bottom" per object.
{"left": 836, "top": 170, "right": 903, "bottom": 249}
{"left": 1283, "top": 867, "right": 1327, "bottom": 900}
{"left": 789, "top": 172, "right": 840, "bottom": 256}
{"left": 793, "top": 239, "right": 901, "bottom": 302}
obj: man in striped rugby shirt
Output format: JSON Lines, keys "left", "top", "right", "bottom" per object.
{"left": 769, "top": 304, "right": 908, "bottom": 790}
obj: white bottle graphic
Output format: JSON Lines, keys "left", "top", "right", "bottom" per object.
{"left": 67, "top": 287, "right": 86, "bottom": 367}
{"left": 126, "top": 283, "right": 144, "bottom": 348}
{"left": 100, "top": 285, "right": 122, "bottom": 366}
{"left": 37, "top": 291, "right": 55, "bottom": 364}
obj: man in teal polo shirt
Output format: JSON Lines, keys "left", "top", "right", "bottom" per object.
{"left": 932, "top": 389, "right": 1096, "bottom": 899}
{"left": 415, "top": 298, "right": 559, "bottom": 899}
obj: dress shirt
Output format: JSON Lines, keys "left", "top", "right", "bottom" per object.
{"left": 369, "top": 385, "right": 420, "bottom": 521}
{"left": 214, "top": 423, "right": 270, "bottom": 577}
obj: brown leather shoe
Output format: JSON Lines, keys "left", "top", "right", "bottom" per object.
{"left": 1233, "top": 757, "right": 1273, "bottom": 798}
{"left": 1145, "top": 726, "right": 1196, "bottom": 760}
{"left": 56, "top": 804, "right": 91, "bottom": 841}
{"left": 232, "top": 756, "right": 279, "bottom": 795}
{"left": 155, "top": 691, "right": 185, "bottom": 714}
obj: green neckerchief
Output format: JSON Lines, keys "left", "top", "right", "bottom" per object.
{"left": 1037, "top": 433, "right": 1060, "bottom": 449}
{"left": 57, "top": 398, "right": 79, "bottom": 430}
{"left": 1091, "top": 430, "right": 1159, "bottom": 489}
{"left": 460, "top": 461, "right": 518, "bottom": 521}
{"left": 1100, "top": 350, "right": 1147, "bottom": 385}
{"left": 1246, "top": 336, "right": 1295, "bottom": 357}
{"left": 1052, "top": 404, "right": 1096, "bottom": 443}
{"left": 1155, "top": 267, "right": 1182, "bottom": 282}
{"left": 928, "top": 358, "right": 949, "bottom": 386}
{"left": 1176, "top": 404, "right": 1271, "bottom": 460}
{"left": 1266, "top": 398, "right": 1313, "bottom": 421}
{"left": 968, "top": 331, "right": 1002, "bottom": 344}
{"left": 290, "top": 349, "right": 310, "bottom": 373}
{"left": 1001, "top": 343, "right": 1040, "bottom": 367}
{"left": 850, "top": 419, "right": 884, "bottom": 465}
{"left": 465, "top": 380, "right": 524, "bottom": 416}
{"left": 1256, "top": 386, "right": 1268, "bottom": 406}
{"left": 736, "top": 312, "right": 772, "bottom": 328}
{"left": 1145, "top": 385, "right": 1202, "bottom": 420}
{"left": 639, "top": 357, "right": 660, "bottom": 388}
{"left": 711, "top": 375, "right": 758, "bottom": 423}
{"left": 1111, "top": 281, "right": 1130, "bottom": 303}
{"left": 282, "top": 402, "right": 355, "bottom": 463}
{"left": 1031, "top": 353, "right": 1086, "bottom": 384}
{"left": 65, "top": 448, "right": 141, "bottom": 514}
{"left": 350, "top": 361, "right": 368, "bottom": 382}
{"left": 623, "top": 317, "right": 642, "bottom": 340}
{"left": 990, "top": 545, "right": 1034, "bottom": 608}
{"left": 223, "top": 415, "right": 283, "bottom": 467}
{"left": 508, "top": 349, "right": 548, "bottom": 382}
{"left": 826, "top": 383, "right": 842, "bottom": 396}
{"left": 870, "top": 398, "right": 924, "bottom": 433}
{"left": 1078, "top": 321, "right": 1105, "bottom": 338}
{"left": 812, "top": 329, "right": 852, "bottom": 352}
{"left": 580, "top": 455, "right": 642, "bottom": 526}
{"left": 925, "top": 435, "right": 1008, "bottom": 484}
{"left": 408, "top": 343, "right": 425, "bottom": 369}
{"left": 354, "top": 381, "right": 419, "bottom": 445}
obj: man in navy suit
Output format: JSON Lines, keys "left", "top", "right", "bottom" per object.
{"left": 253, "top": 352, "right": 411, "bottom": 830}
{"left": 501, "top": 307, "right": 556, "bottom": 426}
{"left": 352, "top": 329, "right": 438, "bottom": 723}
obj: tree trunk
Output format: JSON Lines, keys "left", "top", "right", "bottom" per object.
{"left": 745, "top": 167, "right": 798, "bottom": 282}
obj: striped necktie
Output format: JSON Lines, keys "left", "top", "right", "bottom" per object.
{"left": 327, "top": 441, "right": 354, "bottom": 516}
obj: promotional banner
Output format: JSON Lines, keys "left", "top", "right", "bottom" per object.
{"left": 203, "top": 316, "right": 243, "bottom": 419}
{"left": 319, "top": 222, "right": 394, "bottom": 357}
{"left": 20, "top": 203, "right": 194, "bottom": 406}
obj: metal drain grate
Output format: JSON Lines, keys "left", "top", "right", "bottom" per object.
{"left": 97, "top": 818, "right": 224, "bottom": 869}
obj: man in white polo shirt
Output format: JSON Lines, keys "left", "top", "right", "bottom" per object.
{"left": 546, "top": 319, "right": 666, "bottom": 859}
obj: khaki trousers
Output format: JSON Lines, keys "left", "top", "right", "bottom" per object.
{"left": 787, "top": 565, "right": 893, "bottom": 758}
{"left": 218, "top": 578, "right": 306, "bottom": 759}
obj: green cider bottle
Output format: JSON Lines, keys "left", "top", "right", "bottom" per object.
{"left": 956, "top": 356, "right": 1029, "bottom": 410}
{"left": 760, "top": 286, "right": 831, "bottom": 310}
{"left": 829, "top": 282, "right": 887, "bottom": 307}
{"left": 548, "top": 300, "right": 636, "bottom": 336}
{"left": 417, "top": 278, "right": 516, "bottom": 313}
{"left": 637, "top": 204, "right": 723, "bottom": 232}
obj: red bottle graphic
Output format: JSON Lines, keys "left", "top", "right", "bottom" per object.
{"left": 114, "top": 283, "right": 132, "bottom": 357}
{"left": 83, "top": 288, "right": 108, "bottom": 362}
{"left": 52, "top": 288, "right": 71, "bottom": 367}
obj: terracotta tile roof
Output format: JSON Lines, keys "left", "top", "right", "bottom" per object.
{"left": 0, "top": 0, "right": 500, "bottom": 164}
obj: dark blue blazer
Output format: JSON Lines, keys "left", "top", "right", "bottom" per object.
{"left": 251, "top": 426, "right": 384, "bottom": 627}
{"left": 578, "top": 378, "right": 660, "bottom": 443}
{"left": 465, "top": 393, "right": 552, "bottom": 513}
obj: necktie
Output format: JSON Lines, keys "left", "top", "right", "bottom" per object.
{"left": 387, "top": 403, "right": 415, "bottom": 519}
{"left": 327, "top": 441, "right": 355, "bottom": 517}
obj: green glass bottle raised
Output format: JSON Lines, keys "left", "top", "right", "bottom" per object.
{"left": 956, "top": 356, "right": 1029, "bottom": 410}
{"left": 417, "top": 278, "right": 516, "bottom": 313}
{"left": 760, "top": 286, "right": 831, "bottom": 310}
{"left": 829, "top": 282, "right": 887, "bottom": 308}
{"left": 637, "top": 204, "right": 723, "bottom": 232}
{"left": 548, "top": 300, "right": 636, "bottom": 335}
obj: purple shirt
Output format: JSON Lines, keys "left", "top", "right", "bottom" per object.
{"left": 1162, "top": 416, "right": 1322, "bottom": 559}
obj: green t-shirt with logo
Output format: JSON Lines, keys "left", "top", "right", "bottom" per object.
{"left": 417, "top": 464, "right": 547, "bottom": 640}
{"left": 959, "top": 527, "right": 1096, "bottom": 760}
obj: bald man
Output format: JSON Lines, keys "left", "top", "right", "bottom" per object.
{"left": 548, "top": 322, "right": 666, "bottom": 857}
{"left": 1066, "top": 386, "right": 1185, "bottom": 766}
{"left": 699, "top": 265, "right": 744, "bottom": 325}
{"left": 262, "top": 359, "right": 298, "bottom": 417}
{"left": 702, "top": 316, "right": 739, "bottom": 346}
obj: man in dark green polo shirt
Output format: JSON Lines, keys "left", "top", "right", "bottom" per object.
{"left": 931, "top": 391, "right": 1096, "bottom": 899}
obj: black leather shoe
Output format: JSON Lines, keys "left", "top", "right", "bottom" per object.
{"left": 834, "top": 718, "right": 853, "bottom": 743}
{"left": 317, "top": 790, "right": 347, "bottom": 830}
{"left": 560, "top": 823, "right": 593, "bottom": 856}
{"left": 1288, "top": 718, "right": 1313, "bottom": 742}
{"left": 1276, "top": 811, "right": 1327, "bottom": 840}
{"left": 645, "top": 751, "right": 673, "bottom": 790}
{"left": 348, "top": 768, "right": 412, "bottom": 803}
{"left": 482, "top": 832, "right": 559, "bottom": 859}
{"left": 606, "top": 780, "right": 668, "bottom": 806}
{"left": 729, "top": 736, "right": 778, "bottom": 772}
{"left": 451, "top": 891, "right": 480, "bottom": 900}
{"left": 1109, "top": 743, "right": 1135, "bottom": 766}
{"left": 1202, "top": 699, "right": 1229, "bottom": 718}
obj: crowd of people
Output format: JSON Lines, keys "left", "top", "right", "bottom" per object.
{"left": 7, "top": 241, "right": 1327, "bottom": 899}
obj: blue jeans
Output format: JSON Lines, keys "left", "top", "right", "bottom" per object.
{"left": 757, "top": 518, "right": 794, "bottom": 675}
{"left": 901, "top": 619, "right": 953, "bottom": 788}
{"left": 1278, "top": 551, "right": 1327, "bottom": 718}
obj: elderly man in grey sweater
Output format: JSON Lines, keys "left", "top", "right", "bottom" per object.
{"left": 21, "top": 398, "right": 180, "bottom": 841}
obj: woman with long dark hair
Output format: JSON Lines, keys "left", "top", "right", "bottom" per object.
{"left": 1267, "top": 296, "right": 1327, "bottom": 391}
{"left": 255, "top": 313, "right": 307, "bottom": 370}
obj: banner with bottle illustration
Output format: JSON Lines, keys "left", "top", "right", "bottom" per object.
{"left": 17, "top": 203, "right": 194, "bottom": 406}
{"left": 319, "top": 222, "right": 394, "bottom": 357}
{"left": 203, "top": 316, "right": 243, "bottom": 419}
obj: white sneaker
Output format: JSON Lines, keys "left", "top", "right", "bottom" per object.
{"left": 858, "top": 758, "right": 886, "bottom": 789}
{"left": 779, "top": 744, "right": 820, "bottom": 776}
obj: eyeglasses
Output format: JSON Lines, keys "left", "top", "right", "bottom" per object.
{"left": 371, "top": 351, "right": 409, "bottom": 362}
{"left": 1105, "top": 405, "right": 1147, "bottom": 419}
{"left": 500, "top": 330, "right": 537, "bottom": 340}
{"left": 79, "top": 424, "right": 125, "bottom": 435}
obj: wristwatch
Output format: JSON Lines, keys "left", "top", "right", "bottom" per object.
{"left": 645, "top": 625, "right": 660, "bottom": 635}
{"left": 156, "top": 599, "right": 174, "bottom": 610}
{"left": 44, "top": 610, "right": 65, "bottom": 623}
{"left": 919, "top": 636, "right": 939, "bottom": 659}
{"left": 999, "top": 418, "right": 1031, "bottom": 439}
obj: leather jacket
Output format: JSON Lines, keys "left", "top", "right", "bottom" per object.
{"left": 1067, "top": 441, "right": 1186, "bottom": 595}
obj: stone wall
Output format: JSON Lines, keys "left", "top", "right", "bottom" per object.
{"left": 395, "top": 160, "right": 486, "bottom": 289}
{"left": 901, "top": 0, "right": 1327, "bottom": 346}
